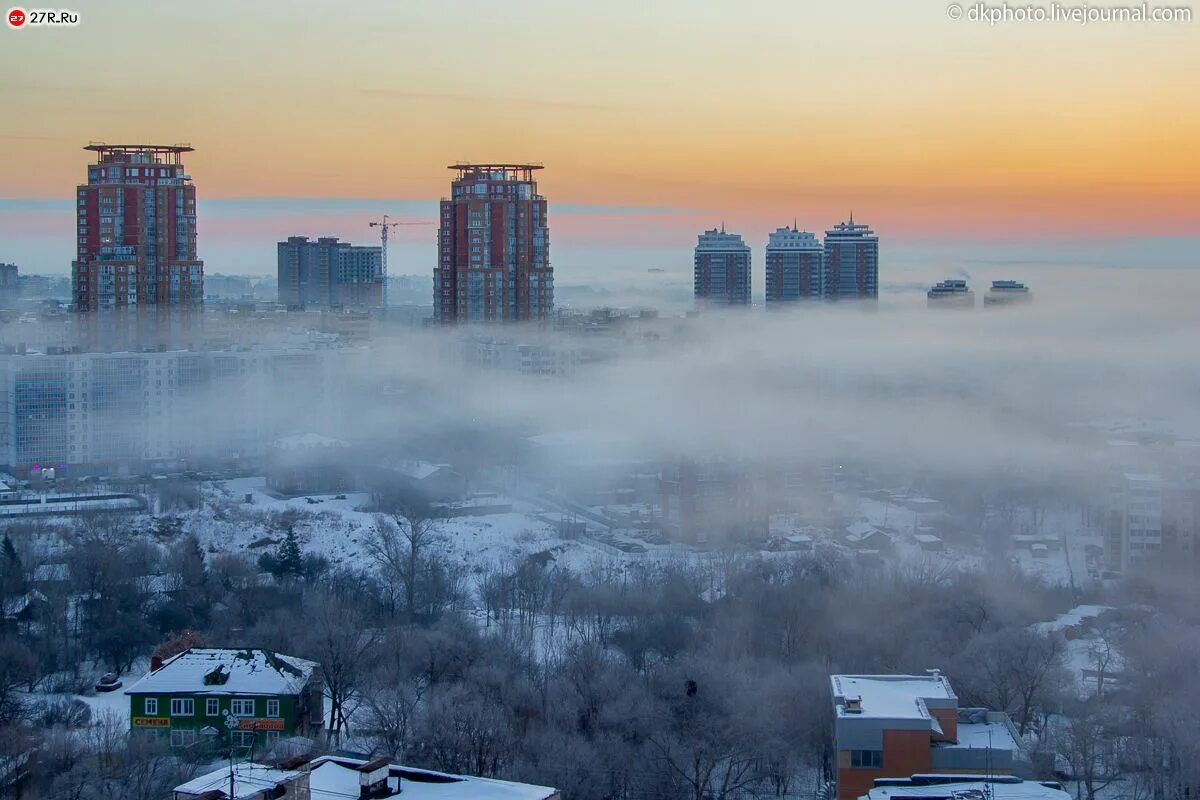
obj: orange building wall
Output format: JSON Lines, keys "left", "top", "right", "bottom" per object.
{"left": 836, "top": 729, "right": 933, "bottom": 800}
{"left": 929, "top": 708, "right": 958, "bottom": 743}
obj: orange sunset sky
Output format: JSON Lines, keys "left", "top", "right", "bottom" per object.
{"left": 1, "top": 0, "right": 1198, "bottom": 275}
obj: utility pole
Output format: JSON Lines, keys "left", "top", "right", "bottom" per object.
{"left": 368, "top": 216, "right": 435, "bottom": 310}
{"left": 224, "top": 711, "right": 240, "bottom": 799}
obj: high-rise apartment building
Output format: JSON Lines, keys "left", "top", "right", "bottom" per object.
{"left": 694, "top": 227, "right": 751, "bottom": 306}
{"left": 277, "top": 236, "right": 383, "bottom": 310}
{"left": 72, "top": 144, "right": 203, "bottom": 314}
{"left": 0, "top": 343, "right": 364, "bottom": 471}
{"left": 822, "top": 215, "right": 878, "bottom": 301}
{"left": 765, "top": 225, "right": 823, "bottom": 304}
{"left": 434, "top": 164, "right": 553, "bottom": 323}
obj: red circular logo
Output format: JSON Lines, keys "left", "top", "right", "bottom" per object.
{"left": 7, "top": 7, "right": 26, "bottom": 27}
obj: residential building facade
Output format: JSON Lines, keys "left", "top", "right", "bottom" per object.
{"left": 822, "top": 216, "right": 878, "bottom": 301}
{"left": 694, "top": 227, "right": 752, "bottom": 306}
{"left": 277, "top": 236, "right": 383, "bottom": 311}
{"left": 125, "top": 648, "right": 323, "bottom": 752}
{"left": 765, "top": 225, "right": 823, "bottom": 304}
{"left": 0, "top": 343, "right": 362, "bottom": 472}
{"left": 71, "top": 144, "right": 203, "bottom": 314}
{"left": 434, "top": 164, "right": 553, "bottom": 323}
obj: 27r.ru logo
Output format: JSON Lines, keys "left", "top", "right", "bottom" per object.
{"left": 7, "top": 7, "right": 81, "bottom": 27}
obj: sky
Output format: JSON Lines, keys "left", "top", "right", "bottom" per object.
{"left": 1, "top": 0, "right": 1198, "bottom": 280}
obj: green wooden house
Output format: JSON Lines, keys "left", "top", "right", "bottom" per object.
{"left": 124, "top": 648, "right": 323, "bottom": 751}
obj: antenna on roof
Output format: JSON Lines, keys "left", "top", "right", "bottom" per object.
{"left": 793, "top": 217, "right": 798, "bottom": 232}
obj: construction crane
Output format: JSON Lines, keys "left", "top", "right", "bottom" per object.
{"left": 368, "top": 215, "right": 435, "bottom": 308}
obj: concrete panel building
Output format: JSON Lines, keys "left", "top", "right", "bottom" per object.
{"left": 277, "top": 236, "right": 383, "bottom": 311}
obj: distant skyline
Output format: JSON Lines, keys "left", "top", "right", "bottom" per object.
{"left": 2, "top": 0, "right": 1198, "bottom": 277}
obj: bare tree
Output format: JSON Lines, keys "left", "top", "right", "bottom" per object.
{"left": 367, "top": 496, "right": 445, "bottom": 621}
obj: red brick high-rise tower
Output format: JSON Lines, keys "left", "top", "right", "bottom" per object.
{"left": 72, "top": 144, "right": 204, "bottom": 315}
{"left": 434, "top": 164, "right": 552, "bottom": 323}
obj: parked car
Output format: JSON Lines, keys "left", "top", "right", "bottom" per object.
{"left": 95, "top": 673, "right": 122, "bottom": 692}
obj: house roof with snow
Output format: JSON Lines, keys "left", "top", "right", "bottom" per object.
{"left": 844, "top": 521, "right": 884, "bottom": 540}
{"left": 270, "top": 433, "right": 349, "bottom": 451}
{"left": 387, "top": 460, "right": 453, "bottom": 481}
{"left": 32, "top": 563, "right": 69, "bottom": 583}
{"left": 862, "top": 776, "right": 1068, "bottom": 800}
{"left": 831, "top": 674, "right": 957, "bottom": 723}
{"left": 1029, "top": 605, "right": 1114, "bottom": 635}
{"left": 175, "top": 763, "right": 305, "bottom": 800}
{"left": 308, "top": 756, "right": 559, "bottom": 800}
{"left": 124, "top": 648, "right": 318, "bottom": 697}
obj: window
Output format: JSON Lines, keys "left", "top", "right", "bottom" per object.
{"left": 850, "top": 750, "right": 883, "bottom": 768}
{"left": 266, "top": 699, "right": 280, "bottom": 718}
{"left": 232, "top": 731, "right": 255, "bottom": 748}
{"left": 230, "top": 698, "right": 255, "bottom": 717}
{"left": 206, "top": 698, "right": 219, "bottom": 716}
{"left": 170, "top": 729, "right": 197, "bottom": 748}
{"left": 144, "top": 698, "right": 158, "bottom": 715}
{"left": 170, "top": 698, "right": 194, "bottom": 716}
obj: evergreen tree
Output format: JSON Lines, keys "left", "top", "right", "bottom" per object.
{"left": 276, "top": 526, "right": 303, "bottom": 578}
{"left": 0, "top": 533, "right": 23, "bottom": 595}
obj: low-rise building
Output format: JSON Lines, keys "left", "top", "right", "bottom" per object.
{"left": 176, "top": 755, "right": 560, "bottom": 800}
{"left": 831, "top": 673, "right": 1026, "bottom": 800}
{"left": 862, "top": 775, "right": 1068, "bottom": 800}
{"left": 125, "top": 648, "right": 322, "bottom": 751}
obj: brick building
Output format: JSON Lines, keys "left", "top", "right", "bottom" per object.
{"left": 830, "top": 673, "right": 1025, "bottom": 800}
{"left": 72, "top": 144, "right": 203, "bottom": 315}
{"left": 434, "top": 164, "right": 553, "bottom": 323}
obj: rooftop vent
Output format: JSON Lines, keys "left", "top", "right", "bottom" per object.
{"left": 203, "top": 665, "right": 229, "bottom": 686}
{"left": 357, "top": 758, "right": 394, "bottom": 799}
{"left": 844, "top": 695, "right": 863, "bottom": 713}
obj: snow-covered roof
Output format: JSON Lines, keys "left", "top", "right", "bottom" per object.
{"left": 913, "top": 534, "right": 943, "bottom": 544}
{"left": 308, "top": 756, "right": 558, "bottom": 800}
{"left": 863, "top": 777, "right": 1068, "bottom": 800}
{"left": 32, "top": 563, "right": 69, "bottom": 582}
{"left": 1029, "top": 605, "right": 1113, "bottom": 634}
{"left": 175, "top": 763, "right": 305, "bottom": 799}
{"left": 389, "top": 460, "right": 451, "bottom": 481}
{"left": 271, "top": 433, "right": 349, "bottom": 451}
{"left": 831, "top": 674, "right": 956, "bottom": 721}
{"left": 845, "top": 521, "right": 882, "bottom": 539}
{"left": 124, "top": 648, "right": 317, "bottom": 697}
{"left": 944, "top": 720, "right": 1021, "bottom": 753}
